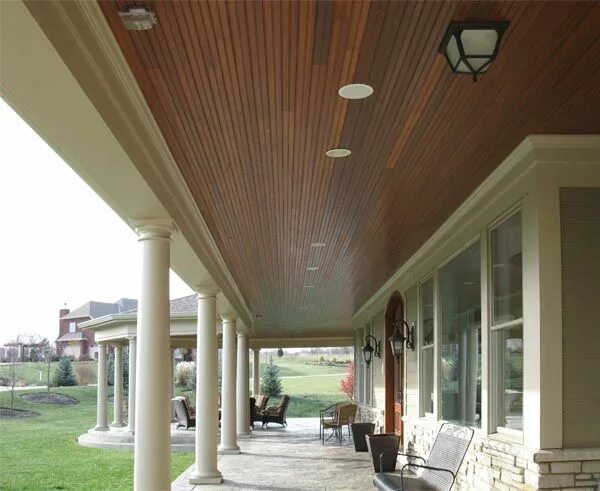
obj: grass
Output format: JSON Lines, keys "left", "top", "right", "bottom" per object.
{"left": 0, "top": 386, "right": 193, "bottom": 491}
{"left": 0, "top": 354, "right": 352, "bottom": 489}
{"left": 0, "top": 361, "right": 98, "bottom": 386}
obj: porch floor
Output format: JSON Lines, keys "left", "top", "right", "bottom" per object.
{"left": 172, "top": 418, "right": 375, "bottom": 490}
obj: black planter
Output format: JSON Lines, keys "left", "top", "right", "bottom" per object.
{"left": 351, "top": 423, "right": 375, "bottom": 452}
{"left": 366, "top": 433, "right": 400, "bottom": 473}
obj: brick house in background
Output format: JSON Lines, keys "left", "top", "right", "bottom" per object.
{"left": 56, "top": 298, "right": 137, "bottom": 360}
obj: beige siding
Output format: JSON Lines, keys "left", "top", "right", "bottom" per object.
{"left": 405, "top": 286, "right": 419, "bottom": 418}
{"left": 560, "top": 187, "right": 600, "bottom": 448}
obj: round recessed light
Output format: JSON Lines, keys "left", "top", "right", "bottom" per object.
{"left": 326, "top": 148, "right": 351, "bottom": 158}
{"left": 338, "top": 83, "right": 374, "bottom": 100}
{"left": 310, "top": 242, "right": 326, "bottom": 248}
{"left": 306, "top": 266, "right": 319, "bottom": 271}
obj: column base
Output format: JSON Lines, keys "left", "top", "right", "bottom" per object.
{"left": 237, "top": 432, "right": 251, "bottom": 439}
{"left": 94, "top": 425, "right": 110, "bottom": 432}
{"left": 110, "top": 422, "right": 126, "bottom": 428}
{"left": 189, "top": 469, "right": 223, "bottom": 485}
{"left": 218, "top": 445, "right": 241, "bottom": 454}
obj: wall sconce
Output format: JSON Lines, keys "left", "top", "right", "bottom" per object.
{"left": 438, "top": 20, "right": 510, "bottom": 82}
{"left": 388, "top": 320, "right": 415, "bottom": 359}
{"left": 362, "top": 335, "right": 381, "bottom": 367}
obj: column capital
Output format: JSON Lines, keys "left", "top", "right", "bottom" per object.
{"left": 195, "top": 285, "right": 220, "bottom": 298}
{"left": 220, "top": 313, "right": 238, "bottom": 323}
{"left": 236, "top": 331, "right": 248, "bottom": 339}
{"left": 131, "top": 218, "right": 175, "bottom": 242}
{"left": 127, "top": 335, "right": 136, "bottom": 342}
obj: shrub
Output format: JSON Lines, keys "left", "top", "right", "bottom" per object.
{"left": 76, "top": 364, "right": 96, "bottom": 386}
{"left": 260, "top": 359, "right": 283, "bottom": 397}
{"left": 54, "top": 357, "right": 77, "bottom": 386}
{"left": 340, "top": 361, "right": 355, "bottom": 400}
{"left": 175, "top": 361, "right": 196, "bottom": 388}
{"left": 107, "top": 349, "right": 129, "bottom": 387}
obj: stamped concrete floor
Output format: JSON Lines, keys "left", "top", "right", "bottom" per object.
{"left": 172, "top": 418, "right": 376, "bottom": 491}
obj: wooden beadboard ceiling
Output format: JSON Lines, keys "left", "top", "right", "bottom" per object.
{"left": 98, "top": 0, "right": 600, "bottom": 336}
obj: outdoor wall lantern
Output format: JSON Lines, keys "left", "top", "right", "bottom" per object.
{"left": 439, "top": 20, "right": 510, "bottom": 82}
{"left": 388, "top": 320, "right": 416, "bottom": 359}
{"left": 362, "top": 335, "right": 381, "bottom": 367}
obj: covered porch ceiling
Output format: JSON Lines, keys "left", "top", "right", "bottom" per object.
{"left": 10, "top": 1, "right": 600, "bottom": 339}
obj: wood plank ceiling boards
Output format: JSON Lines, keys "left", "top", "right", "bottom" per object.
{"left": 98, "top": 0, "right": 600, "bottom": 338}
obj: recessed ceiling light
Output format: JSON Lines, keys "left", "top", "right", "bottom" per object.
{"left": 310, "top": 242, "right": 326, "bottom": 248}
{"left": 299, "top": 306, "right": 309, "bottom": 310}
{"left": 306, "top": 266, "right": 319, "bottom": 271}
{"left": 338, "top": 83, "right": 374, "bottom": 100}
{"left": 303, "top": 285, "right": 315, "bottom": 288}
{"left": 326, "top": 148, "right": 351, "bottom": 158}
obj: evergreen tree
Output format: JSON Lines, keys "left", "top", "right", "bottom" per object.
{"left": 54, "top": 356, "right": 77, "bottom": 386}
{"left": 107, "top": 348, "right": 129, "bottom": 388}
{"left": 260, "top": 358, "right": 283, "bottom": 397}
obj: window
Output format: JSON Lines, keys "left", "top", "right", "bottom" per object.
{"left": 420, "top": 278, "right": 434, "bottom": 416}
{"left": 69, "top": 322, "right": 76, "bottom": 333}
{"left": 490, "top": 211, "right": 523, "bottom": 433}
{"left": 439, "top": 242, "right": 481, "bottom": 427}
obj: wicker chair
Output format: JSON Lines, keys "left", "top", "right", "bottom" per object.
{"left": 261, "top": 395, "right": 290, "bottom": 427}
{"left": 319, "top": 401, "right": 346, "bottom": 439}
{"left": 251, "top": 394, "right": 270, "bottom": 427}
{"left": 172, "top": 396, "right": 196, "bottom": 430}
{"left": 322, "top": 402, "right": 357, "bottom": 444}
{"left": 373, "top": 424, "right": 474, "bottom": 491}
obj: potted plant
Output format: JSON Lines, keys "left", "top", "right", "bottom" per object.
{"left": 350, "top": 422, "right": 375, "bottom": 452}
{"left": 366, "top": 433, "right": 400, "bottom": 472}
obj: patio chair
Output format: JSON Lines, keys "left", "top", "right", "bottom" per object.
{"left": 373, "top": 423, "right": 474, "bottom": 491}
{"left": 319, "top": 401, "right": 345, "bottom": 439}
{"left": 322, "top": 403, "right": 357, "bottom": 445}
{"left": 261, "top": 395, "right": 290, "bottom": 427}
{"left": 251, "top": 394, "right": 270, "bottom": 427}
{"left": 172, "top": 396, "right": 196, "bottom": 430}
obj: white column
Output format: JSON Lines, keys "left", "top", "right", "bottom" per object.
{"left": 170, "top": 348, "right": 176, "bottom": 422}
{"left": 189, "top": 288, "right": 223, "bottom": 485}
{"left": 94, "top": 343, "right": 108, "bottom": 431}
{"left": 219, "top": 314, "right": 240, "bottom": 453}
{"left": 132, "top": 220, "right": 173, "bottom": 491}
{"left": 111, "top": 344, "right": 125, "bottom": 427}
{"left": 127, "top": 337, "right": 136, "bottom": 433}
{"left": 252, "top": 348, "right": 260, "bottom": 396}
{"left": 236, "top": 332, "right": 250, "bottom": 436}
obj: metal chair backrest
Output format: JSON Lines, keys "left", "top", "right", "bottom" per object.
{"left": 421, "top": 424, "right": 474, "bottom": 490}
{"left": 337, "top": 403, "right": 358, "bottom": 425}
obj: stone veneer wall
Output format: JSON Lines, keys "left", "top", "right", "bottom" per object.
{"left": 356, "top": 404, "right": 385, "bottom": 433}
{"left": 403, "top": 417, "right": 600, "bottom": 491}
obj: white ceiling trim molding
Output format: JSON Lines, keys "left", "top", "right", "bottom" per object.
{"left": 353, "top": 134, "right": 600, "bottom": 322}
{"left": 22, "top": 0, "right": 253, "bottom": 330}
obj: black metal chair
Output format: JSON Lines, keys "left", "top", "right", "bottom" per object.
{"left": 373, "top": 424, "right": 474, "bottom": 491}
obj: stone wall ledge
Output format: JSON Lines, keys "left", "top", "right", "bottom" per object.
{"left": 533, "top": 447, "right": 600, "bottom": 463}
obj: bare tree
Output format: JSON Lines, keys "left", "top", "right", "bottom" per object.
{"left": 2, "top": 337, "right": 24, "bottom": 411}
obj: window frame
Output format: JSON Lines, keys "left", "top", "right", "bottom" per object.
{"left": 418, "top": 274, "right": 435, "bottom": 418}
{"left": 487, "top": 207, "right": 524, "bottom": 438}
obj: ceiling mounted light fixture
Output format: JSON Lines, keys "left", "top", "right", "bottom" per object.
{"left": 326, "top": 148, "right": 351, "bottom": 158}
{"left": 119, "top": 7, "right": 157, "bottom": 31}
{"left": 439, "top": 20, "right": 509, "bottom": 82}
{"left": 338, "top": 83, "right": 374, "bottom": 100}
{"left": 303, "top": 285, "right": 315, "bottom": 288}
{"left": 310, "top": 242, "right": 326, "bottom": 248}
{"left": 306, "top": 266, "right": 319, "bottom": 271}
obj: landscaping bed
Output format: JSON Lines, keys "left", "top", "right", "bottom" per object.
{"left": 0, "top": 407, "right": 40, "bottom": 419}
{"left": 21, "top": 392, "right": 78, "bottom": 405}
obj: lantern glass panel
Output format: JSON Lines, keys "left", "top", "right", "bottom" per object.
{"left": 467, "top": 57, "right": 490, "bottom": 71}
{"left": 363, "top": 345, "right": 372, "bottom": 365}
{"left": 456, "top": 61, "right": 470, "bottom": 73}
{"left": 461, "top": 29, "right": 498, "bottom": 56}
{"left": 446, "top": 35, "right": 460, "bottom": 68}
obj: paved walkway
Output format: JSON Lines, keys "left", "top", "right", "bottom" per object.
{"left": 172, "top": 418, "right": 375, "bottom": 490}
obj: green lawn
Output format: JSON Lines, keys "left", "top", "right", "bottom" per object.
{"left": 1, "top": 361, "right": 98, "bottom": 386}
{"left": 0, "top": 354, "right": 351, "bottom": 489}
{"left": 0, "top": 386, "right": 193, "bottom": 491}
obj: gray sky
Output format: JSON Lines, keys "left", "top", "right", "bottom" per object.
{"left": 0, "top": 99, "right": 193, "bottom": 345}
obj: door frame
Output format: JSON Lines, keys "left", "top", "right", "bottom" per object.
{"left": 384, "top": 291, "right": 405, "bottom": 434}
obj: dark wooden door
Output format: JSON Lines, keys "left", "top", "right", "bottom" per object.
{"left": 385, "top": 292, "right": 404, "bottom": 441}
